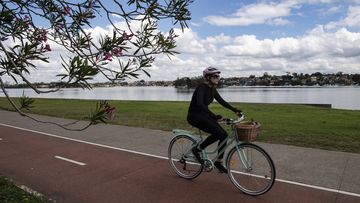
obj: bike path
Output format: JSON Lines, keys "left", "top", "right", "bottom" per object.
{"left": 1, "top": 125, "right": 359, "bottom": 203}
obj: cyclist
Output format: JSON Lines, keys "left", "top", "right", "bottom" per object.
{"left": 187, "top": 66, "right": 242, "bottom": 173}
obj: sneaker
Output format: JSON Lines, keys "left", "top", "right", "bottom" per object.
{"left": 191, "top": 145, "right": 204, "bottom": 164}
{"left": 214, "top": 161, "right": 228, "bottom": 174}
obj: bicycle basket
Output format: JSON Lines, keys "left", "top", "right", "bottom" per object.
{"left": 235, "top": 121, "right": 261, "bottom": 142}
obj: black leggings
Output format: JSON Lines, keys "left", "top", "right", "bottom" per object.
{"left": 187, "top": 113, "right": 228, "bottom": 159}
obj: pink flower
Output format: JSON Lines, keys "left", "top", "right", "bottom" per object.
{"left": 24, "top": 21, "right": 30, "bottom": 28}
{"left": 103, "top": 52, "right": 113, "bottom": 61}
{"left": 43, "top": 44, "right": 51, "bottom": 52}
{"left": 64, "top": 6, "right": 71, "bottom": 15}
{"left": 23, "top": 15, "right": 30, "bottom": 28}
{"left": 122, "top": 32, "right": 134, "bottom": 40}
{"left": 112, "top": 48, "right": 123, "bottom": 57}
{"left": 105, "top": 106, "right": 116, "bottom": 120}
{"left": 40, "top": 30, "right": 48, "bottom": 42}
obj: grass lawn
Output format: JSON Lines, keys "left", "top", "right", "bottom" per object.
{"left": 0, "top": 97, "right": 359, "bottom": 153}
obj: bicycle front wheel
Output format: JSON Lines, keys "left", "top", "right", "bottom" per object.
{"left": 226, "top": 143, "right": 276, "bottom": 196}
{"left": 168, "top": 135, "right": 203, "bottom": 179}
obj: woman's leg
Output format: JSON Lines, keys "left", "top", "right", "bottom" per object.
{"left": 199, "top": 122, "right": 227, "bottom": 159}
{"left": 187, "top": 114, "right": 228, "bottom": 159}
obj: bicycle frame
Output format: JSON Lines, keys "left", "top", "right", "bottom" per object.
{"left": 172, "top": 125, "right": 252, "bottom": 170}
{"left": 201, "top": 129, "right": 238, "bottom": 162}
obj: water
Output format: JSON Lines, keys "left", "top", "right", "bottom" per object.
{"left": 1, "top": 86, "right": 359, "bottom": 110}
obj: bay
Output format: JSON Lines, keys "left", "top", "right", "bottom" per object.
{"left": 1, "top": 86, "right": 359, "bottom": 110}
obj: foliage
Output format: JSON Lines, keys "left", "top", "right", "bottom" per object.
{"left": 0, "top": 177, "right": 45, "bottom": 203}
{"left": 0, "top": 0, "right": 192, "bottom": 130}
{"left": 174, "top": 76, "right": 204, "bottom": 88}
{"left": 19, "top": 92, "right": 35, "bottom": 111}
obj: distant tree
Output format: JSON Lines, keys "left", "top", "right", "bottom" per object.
{"left": 352, "top": 74, "right": 360, "bottom": 84}
{"left": 0, "top": 0, "right": 192, "bottom": 130}
{"left": 174, "top": 76, "right": 203, "bottom": 88}
{"left": 173, "top": 77, "right": 189, "bottom": 87}
{"left": 336, "top": 72, "right": 343, "bottom": 77}
{"left": 262, "top": 72, "right": 269, "bottom": 78}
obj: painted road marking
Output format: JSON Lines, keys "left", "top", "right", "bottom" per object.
{"left": 54, "top": 156, "right": 86, "bottom": 166}
{"left": 0, "top": 138, "right": 3, "bottom": 141}
{"left": 1, "top": 122, "right": 360, "bottom": 198}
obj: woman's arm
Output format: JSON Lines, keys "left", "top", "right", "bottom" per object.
{"left": 214, "top": 89, "right": 241, "bottom": 113}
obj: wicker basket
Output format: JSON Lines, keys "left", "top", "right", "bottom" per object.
{"left": 235, "top": 121, "right": 261, "bottom": 142}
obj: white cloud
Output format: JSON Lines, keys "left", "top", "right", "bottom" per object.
{"left": 305, "top": 0, "right": 337, "bottom": 3}
{"left": 325, "top": 6, "right": 360, "bottom": 29}
{"left": 220, "top": 25, "right": 360, "bottom": 60}
{"left": 148, "top": 26, "right": 360, "bottom": 80}
{"left": 173, "top": 28, "right": 206, "bottom": 54}
{"left": 203, "top": 33, "right": 232, "bottom": 44}
{"left": 204, "top": 1, "right": 299, "bottom": 26}
{"left": 3, "top": 10, "right": 360, "bottom": 84}
{"left": 268, "top": 18, "right": 292, "bottom": 26}
{"left": 317, "top": 5, "right": 343, "bottom": 16}
{"left": 343, "top": 6, "right": 360, "bottom": 27}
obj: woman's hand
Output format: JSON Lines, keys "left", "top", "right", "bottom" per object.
{"left": 215, "top": 114, "right": 223, "bottom": 122}
{"left": 235, "top": 109, "right": 243, "bottom": 117}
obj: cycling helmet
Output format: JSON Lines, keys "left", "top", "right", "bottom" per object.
{"left": 203, "top": 66, "right": 221, "bottom": 77}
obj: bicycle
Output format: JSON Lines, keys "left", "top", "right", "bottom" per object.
{"left": 168, "top": 114, "right": 276, "bottom": 196}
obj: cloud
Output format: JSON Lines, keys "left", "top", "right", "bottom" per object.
{"left": 218, "top": 25, "right": 360, "bottom": 59}
{"left": 148, "top": 26, "right": 360, "bottom": 80}
{"left": 325, "top": 6, "right": 360, "bottom": 29}
{"left": 3, "top": 7, "right": 360, "bottom": 84}
{"left": 173, "top": 28, "right": 207, "bottom": 54}
{"left": 204, "top": 1, "right": 299, "bottom": 26}
{"left": 317, "top": 5, "right": 343, "bottom": 16}
{"left": 5, "top": 25, "right": 360, "bottom": 82}
{"left": 343, "top": 6, "right": 360, "bottom": 27}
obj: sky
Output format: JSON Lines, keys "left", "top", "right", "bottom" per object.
{"left": 3, "top": 0, "right": 360, "bottom": 83}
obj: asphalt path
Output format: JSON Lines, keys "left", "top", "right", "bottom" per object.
{"left": 1, "top": 125, "right": 359, "bottom": 203}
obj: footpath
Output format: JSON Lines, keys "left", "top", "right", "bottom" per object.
{"left": 0, "top": 109, "right": 359, "bottom": 202}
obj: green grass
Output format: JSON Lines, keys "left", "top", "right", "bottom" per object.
{"left": 1, "top": 97, "right": 360, "bottom": 153}
{"left": 0, "top": 177, "right": 45, "bottom": 203}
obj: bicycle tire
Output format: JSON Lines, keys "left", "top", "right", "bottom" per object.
{"left": 226, "top": 143, "right": 276, "bottom": 196}
{"left": 168, "top": 134, "right": 203, "bottom": 179}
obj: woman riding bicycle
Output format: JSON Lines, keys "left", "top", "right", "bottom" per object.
{"left": 187, "top": 66, "right": 242, "bottom": 173}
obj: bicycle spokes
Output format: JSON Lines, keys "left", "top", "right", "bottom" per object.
{"left": 168, "top": 135, "right": 203, "bottom": 179}
{"left": 227, "top": 143, "right": 276, "bottom": 196}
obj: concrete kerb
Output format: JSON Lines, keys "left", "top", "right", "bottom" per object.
{"left": 0, "top": 109, "right": 359, "bottom": 196}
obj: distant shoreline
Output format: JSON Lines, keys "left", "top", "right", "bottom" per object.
{"left": 2, "top": 84, "right": 360, "bottom": 89}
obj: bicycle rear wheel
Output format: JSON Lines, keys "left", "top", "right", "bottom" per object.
{"left": 226, "top": 143, "right": 276, "bottom": 196}
{"left": 168, "top": 135, "right": 203, "bottom": 179}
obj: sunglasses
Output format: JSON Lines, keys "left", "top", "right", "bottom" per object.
{"left": 211, "top": 75, "right": 220, "bottom": 79}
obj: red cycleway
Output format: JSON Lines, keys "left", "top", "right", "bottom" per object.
{"left": 0, "top": 125, "right": 359, "bottom": 203}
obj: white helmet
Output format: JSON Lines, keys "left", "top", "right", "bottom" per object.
{"left": 203, "top": 66, "right": 221, "bottom": 77}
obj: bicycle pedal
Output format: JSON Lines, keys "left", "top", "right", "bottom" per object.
{"left": 202, "top": 167, "right": 211, "bottom": 172}
{"left": 214, "top": 167, "right": 228, "bottom": 174}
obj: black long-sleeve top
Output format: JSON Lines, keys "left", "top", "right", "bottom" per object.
{"left": 188, "top": 83, "right": 238, "bottom": 119}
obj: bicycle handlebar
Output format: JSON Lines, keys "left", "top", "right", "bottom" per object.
{"left": 221, "top": 113, "right": 246, "bottom": 125}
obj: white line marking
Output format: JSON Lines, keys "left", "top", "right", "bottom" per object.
{"left": 0, "top": 138, "right": 3, "bottom": 141}
{"left": 54, "top": 156, "right": 86, "bottom": 166}
{"left": 275, "top": 178, "right": 360, "bottom": 197}
{"left": 1, "top": 122, "right": 360, "bottom": 198}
